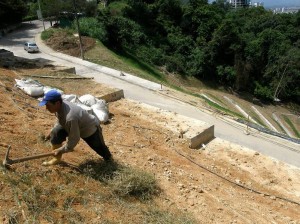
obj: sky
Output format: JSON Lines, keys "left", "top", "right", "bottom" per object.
{"left": 208, "top": 0, "right": 300, "bottom": 8}
{"left": 261, "top": 0, "right": 300, "bottom": 8}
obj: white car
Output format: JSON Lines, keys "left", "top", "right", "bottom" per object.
{"left": 24, "top": 42, "right": 39, "bottom": 53}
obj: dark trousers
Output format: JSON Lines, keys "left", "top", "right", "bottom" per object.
{"left": 51, "top": 125, "right": 112, "bottom": 160}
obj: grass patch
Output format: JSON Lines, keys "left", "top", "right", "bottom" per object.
{"left": 119, "top": 48, "right": 166, "bottom": 82}
{"left": 0, "top": 147, "right": 196, "bottom": 223}
{"left": 272, "top": 118, "right": 287, "bottom": 134}
{"left": 143, "top": 207, "right": 197, "bottom": 224}
{"left": 85, "top": 41, "right": 165, "bottom": 84}
{"left": 282, "top": 115, "right": 300, "bottom": 138}
{"left": 198, "top": 94, "right": 243, "bottom": 118}
{"left": 40, "top": 29, "right": 55, "bottom": 40}
{"left": 248, "top": 111, "right": 266, "bottom": 127}
{"left": 109, "top": 166, "right": 160, "bottom": 200}
{"left": 80, "top": 160, "right": 160, "bottom": 200}
{"left": 206, "top": 92, "right": 225, "bottom": 105}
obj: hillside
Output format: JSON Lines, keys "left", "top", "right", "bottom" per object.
{"left": 0, "top": 54, "right": 300, "bottom": 223}
{"left": 44, "top": 29, "right": 300, "bottom": 140}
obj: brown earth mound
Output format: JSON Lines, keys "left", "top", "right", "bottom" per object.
{"left": 46, "top": 30, "right": 95, "bottom": 57}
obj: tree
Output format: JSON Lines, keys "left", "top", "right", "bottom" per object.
{"left": 266, "top": 46, "right": 300, "bottom": 101}
{"left": 0, "top": 0, "right": 28, "bottom": 28}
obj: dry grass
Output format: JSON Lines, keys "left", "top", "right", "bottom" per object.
{"left": 0, "top": 161, "right": 196, "bottom": 223}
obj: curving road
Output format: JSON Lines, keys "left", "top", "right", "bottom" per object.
{"left": 1, "top": 21, "right": 299, "bottom": 167}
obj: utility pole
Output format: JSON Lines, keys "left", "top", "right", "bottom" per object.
{"left": 72, "top": 0, "right": 84, "bottom": 60}
{"left": 37, "top": 0, "right": 45, "bottom": 31}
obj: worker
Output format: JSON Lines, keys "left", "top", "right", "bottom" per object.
{"left": 38, "top": 89, "right": 112, "bottom": 165}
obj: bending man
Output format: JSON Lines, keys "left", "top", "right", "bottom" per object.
{"left": 39, "top": 90, "right": 112, "bottom": 166}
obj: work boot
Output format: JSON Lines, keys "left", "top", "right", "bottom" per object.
{"left": 42, "top": 144, "right": 63, "bottom": 166}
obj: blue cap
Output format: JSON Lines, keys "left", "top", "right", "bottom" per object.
{"left": 39, "top": 90, "right": 62, "bottom": 106}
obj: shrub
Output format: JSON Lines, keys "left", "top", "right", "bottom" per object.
{"left": 78, "top": 17, "right": 108, "bottom": 43}
{"left": 41, "top": 29, "right": 55, "bottom": 40}
{"left": 254, "top": 82, "right": 274, "bottom": 101}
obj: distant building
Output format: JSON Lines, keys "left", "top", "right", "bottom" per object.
{"left": 251, "top": 2, "right": 264, "bottom": 7}
{"left": 227, "top": 0, "right": 250, "bottom": 8}
{"left": 272, "top": 7, "right": 300, "bottom": 14}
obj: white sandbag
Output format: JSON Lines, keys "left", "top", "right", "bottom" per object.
{"left": 15, "top": 78, "right": 44, "bottom": 96}
{"left": 15, "top": 78, "right": 43, "bottom": 88}
{"left": 93, "top": 99, "right": 108, "bottom": 112}
{"left": 62, "top": 94, "right": 77, "bottom": 102}
{"left": 19, "top": 86, "right": 44, "bottom": 97}
{"left": 79, "top": 94, "right": 97, "bottom": 107}
{"left": 43, "top": 86, "right": 64, "bottom": 95}
{"left": 91, "top": 99, "right": 109, "bottom": 123}
{"left": 92, "top": 108, "right": 109, "bottom": 123}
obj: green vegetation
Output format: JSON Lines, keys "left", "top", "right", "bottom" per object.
{"left": 272, "top": 118, "right": 287, "bottom": 134}
{"left": 282, "top": 115, "right": 300, "bottom": 138}
{"left": 0, "top": 0, "right": 27, "bottom": 28}
{"left": 248, "top": 112, "right": 266, "bottom": 127}
{"left": 99, "top": 1, "right": 299, "bottom": 104}
{"left": 205, "top": 93, "right": 225, "bottom": 105}
{"left": 79, "top": 160, "right": 159, "bottom": 200}
{"left": 4, "top": 0, "right": 300, "bottom": 105}
{"left": 199, "top": 94, "right": 243, "bottom": 118}
{"left": 40, "top": 29, "right": 55, "bottom": 40}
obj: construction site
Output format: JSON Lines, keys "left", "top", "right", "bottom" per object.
{"left": 0, "top": 46, "right": 300, "bottom": 222}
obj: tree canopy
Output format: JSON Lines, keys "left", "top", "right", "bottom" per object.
{"left": 2, "top": 0, "right": 300, "bottom": 103}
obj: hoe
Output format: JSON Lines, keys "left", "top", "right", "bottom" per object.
{"left": 1, "top": 143, "right": 55, "bottom": 168}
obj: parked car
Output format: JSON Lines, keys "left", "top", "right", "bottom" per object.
{"left": 24, "top": 42, "right": 39, "bottom": 53}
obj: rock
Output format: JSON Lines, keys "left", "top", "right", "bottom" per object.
{"left": 235, "top": 179, "right": 241, "bottom": 184}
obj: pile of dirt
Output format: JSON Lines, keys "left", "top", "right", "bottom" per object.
{"left": 0, "top": 65, "right": 300, "bottom": 223}
{"left": 46, "top": 30, "right": 95, "bottom": 57}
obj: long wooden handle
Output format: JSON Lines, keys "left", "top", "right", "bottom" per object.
{"left": 10, "top": 152, "right": 56, "bottom": 164}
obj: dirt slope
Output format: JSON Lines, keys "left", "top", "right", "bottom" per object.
{"left": 0, "top": 65, "right": 300, "bottom": 223}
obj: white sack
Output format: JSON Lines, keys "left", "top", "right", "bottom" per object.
{"left": 15, "top": 78, "right": 42, "bottom": 88}
{"left": 79, "top": 94, "right": 97, "bottom": 107}
{"left": 91, "top": 99, "right": 109, "bottom": 123}
{"left": 62, "top": 94, "right": 77, "bottom": 102}
{"left": 19, "top": 86, "right": 44, "bottom": 97}
{"left": 43, "top": 86, "right": 64, "bottom": 95}
{"left": 15, "top": 78, "right": 44, "bottom": 96}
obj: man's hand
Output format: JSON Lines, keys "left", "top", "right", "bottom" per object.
{"left": 44, "top": 133, "right": 51, "bottom": 141}
{"left": 54, "top": 147, "right": 65, "bottom": 156}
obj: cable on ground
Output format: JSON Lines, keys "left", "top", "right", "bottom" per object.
{"left": 173, "top": 148, "right": 300, "bottom": 207}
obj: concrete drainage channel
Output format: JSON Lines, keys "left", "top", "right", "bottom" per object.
{"left": 200, "top": 94, "right": 299, "bottom": 144}
{"left": 222, "top": 96, "right": 300, "bottom": 144}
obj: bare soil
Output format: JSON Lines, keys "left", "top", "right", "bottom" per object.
{"left": 0, "top": 64, "right": 300, "bottom": 223}
{"left": 45, "top": 30, "right": 95, "bottom": 57}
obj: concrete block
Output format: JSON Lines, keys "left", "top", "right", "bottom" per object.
{"left": 97, "top": 89, "right": 124, "bottom": 102}
{"left": 58, "top": 67, "right": 76, "bottom": 74}
{"left": 188, "top": 125, "right": 215, "bottom": 149}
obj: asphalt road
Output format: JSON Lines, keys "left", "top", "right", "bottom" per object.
{"left": 1, "top": 21, "right": 299, "bottom": 167}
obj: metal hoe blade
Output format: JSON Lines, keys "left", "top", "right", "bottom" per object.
{"left": 2, "top": 144, "right": 55, "bottom": 168}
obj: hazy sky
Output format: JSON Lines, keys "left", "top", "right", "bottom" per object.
{"left": 261, "top": 0, "right": 300, "bottom": 7}
{"left": 208, "top": 0, "right": 300, "bottom": 8}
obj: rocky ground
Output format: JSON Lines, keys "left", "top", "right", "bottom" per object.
{"left": 0, "top": 62, "right": 300, "bottom": 223}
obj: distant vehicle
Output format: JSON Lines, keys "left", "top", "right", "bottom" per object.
{"left": 24, "top": 42, "right": 39, "bottom": 53}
